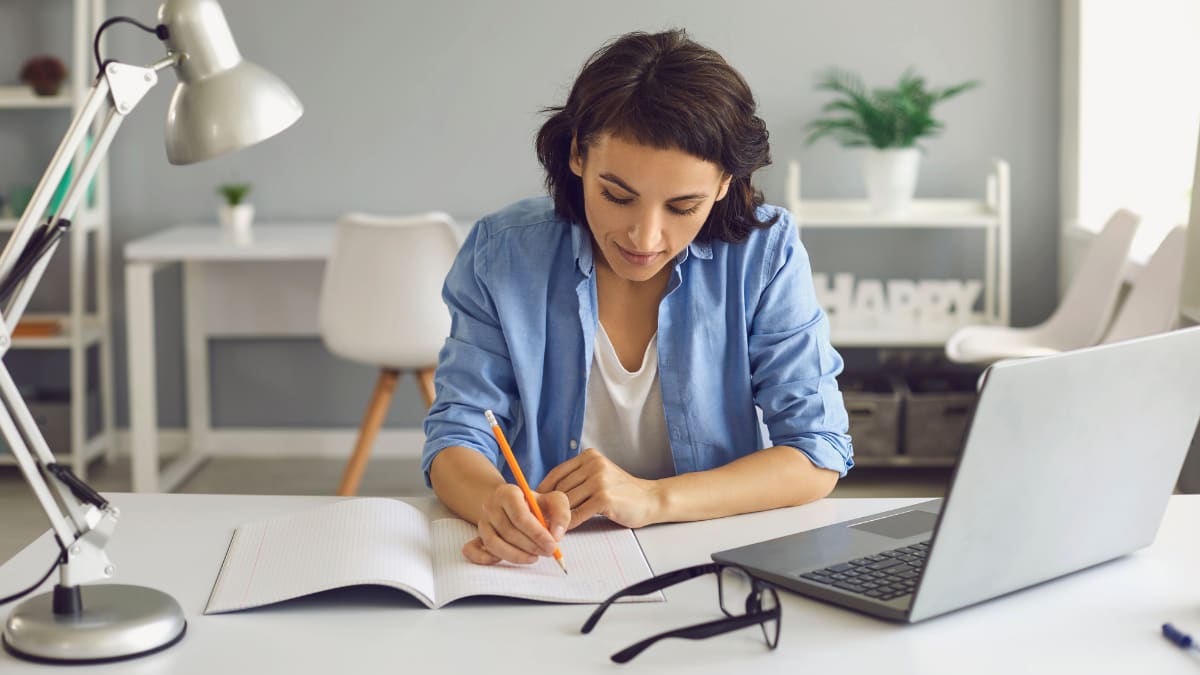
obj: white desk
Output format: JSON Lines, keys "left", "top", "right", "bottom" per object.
{"left": 125, "top": 224, "right": 336, "bottom": 492}
{"left": 3, "top": 495, "right": 1199, "bottom": 673}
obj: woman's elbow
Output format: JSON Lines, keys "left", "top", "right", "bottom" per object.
{"left": 787, "top": 450, "right": 840, "bottom": 505}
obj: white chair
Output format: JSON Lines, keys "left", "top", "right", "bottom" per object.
{"left": 945, "top": 209, "right": 1140, "bottom": 364}
{"left": 1100, "top": 225, "right": 1188, "bottom": 344}
{"left": 319, "top": 212, "right": 459, "bottom": 496}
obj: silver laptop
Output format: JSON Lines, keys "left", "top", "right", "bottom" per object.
{"left": 713, "top": 326, "right": 1200, "bottom": 623}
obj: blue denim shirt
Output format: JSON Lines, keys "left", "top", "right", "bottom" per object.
{"left": 421, "top": 196, "right": 853, "bottom": 487}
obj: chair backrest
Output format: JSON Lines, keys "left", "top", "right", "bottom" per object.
{"left": 1102, "top": 225, "right": 1188, "bottom": 344}
{"left": 1041, "top": 209, "right": 1139, "bottom": 348}
{"left": 319, "top": 212, "right": 460, "bottom": 368}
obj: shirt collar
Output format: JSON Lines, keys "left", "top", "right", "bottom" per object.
{"left": 571, "top": 222, "right": 594, "bottom": 276}
{"left": 684, "top": 239, "right": 713, "bottom": 261}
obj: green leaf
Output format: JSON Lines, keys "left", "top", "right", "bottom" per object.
{"left": 805, "top": 67, "right": 980, "bottom": 149}
{"left": 217, "top": 183, "right": 252, "bottom": 206}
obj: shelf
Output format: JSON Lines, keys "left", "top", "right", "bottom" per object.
{"left": 830, "top": 317, "right": 987, "bottom": 348}
{"left": 795, "top": 199, "right": 996, "bottom": 228}
{"left": 0, "top": 430, "right": 109, "bottom": 467}
{"left": 789, "top": 158, "right": 1011, "bottom": 338}
{"left": 9, "top": 313, "right": 106, "bottom": 349}
{"left": 0, "top": 85, "right": 72, "bottom": 110}
{"left": 2, "top": 0, "right": 113, "bottom": 483}
{"left": 853, "top": 456, "right": 957, "bottom": 468}
{"left": 832, "top": 332, "right": 951, "bottom": 348}
{"left": 0, "top": 209, "right": 104, "bottom": 233}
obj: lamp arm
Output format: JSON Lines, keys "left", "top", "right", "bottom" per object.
{"left": 0, "top": 0, "right": 297, "bottom": 655}
{"left": 0, "top": 79, "right": 109, "bottom": 296}
{"left": 1, "top": 59, "right": 168, "bottom": 333}
{"left": 0, "top": 57, "right": 172, "bottom": 591}
{"left": 0, "top": 362, "right": 115, "bottom": 587}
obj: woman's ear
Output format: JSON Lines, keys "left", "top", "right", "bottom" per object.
{"left": 715, "top": 174, "right": 733, "bottom": 202}
{"left": 569, "top": 136, "right": 583, "bottom": 177}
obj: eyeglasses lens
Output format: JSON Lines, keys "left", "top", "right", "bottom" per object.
{"left": 718, "top": 565, "right": 754, "bottom": 618}
{"left": 758, "top": 587, "right": 781, "bottom": 648}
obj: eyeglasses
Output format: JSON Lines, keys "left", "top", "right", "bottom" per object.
{"left": 581, "top": 562, "right": 781, "bottom": 663}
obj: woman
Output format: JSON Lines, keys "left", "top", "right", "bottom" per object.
{"left": 422, "top": 29, "right": 853, "bottom": 566}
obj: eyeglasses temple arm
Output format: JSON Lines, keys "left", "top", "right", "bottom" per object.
{"left": 580, "top": 562, "right": 720, "bottom": 634}
{"left": 609, "top": 608, "right": 780, "bottom": 664}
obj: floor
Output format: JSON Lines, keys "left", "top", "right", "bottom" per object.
{"left": 0, "top": 456, "right": 951, "bottom": 563}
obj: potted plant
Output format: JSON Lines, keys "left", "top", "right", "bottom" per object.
{"left": 216, "top": 182, "right": 254, "bottom": 244}
{"left": 19, "top": 55, "right": 68, "bottom": 96}
{"left": 805, "top": 67, "right": 979, "bottom": 216}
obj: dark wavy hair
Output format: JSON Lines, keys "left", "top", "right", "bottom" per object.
{"left": 535, "top": 29, "right": 778, "bottom": 243}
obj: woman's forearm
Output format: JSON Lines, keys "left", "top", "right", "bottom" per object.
{"left": 433, "top": 442, "right": 838, "bottom": 528}
{"left": 428, "top": 446, "right": 507, "bottom": 525}
{"left": 654, "top": 445, "right": 838, "bottom": 523}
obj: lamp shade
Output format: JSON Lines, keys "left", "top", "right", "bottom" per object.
{"left": 158, "top": 0, "right": 302, "bottom": 164}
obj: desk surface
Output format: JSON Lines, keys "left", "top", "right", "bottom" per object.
{"left": 124, "top": 224, "right": 336, "bottom": 262}
{"left": 124, "top": 221, "right": 475, "bottom": 262}
{"left": 3, "top": 495, "right": 1199, "bottom": 674}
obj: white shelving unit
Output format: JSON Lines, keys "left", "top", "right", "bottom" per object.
{"left": 788, "top": 159, "right": 1010, "bottom": 470}
{"left": 0, "top": 0, "right": 115, "bottom": 479}
{"left": 0, "top": 86, "right": 74, "bottom": 110}
{"left": 789, "top": 158, "right": 1011, "bottom": 347}
{"left": 853, "top": 456, "right": 959, "bottom": 469}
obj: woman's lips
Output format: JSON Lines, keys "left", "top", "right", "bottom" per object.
{"left": 616, "top": 243, "right": 660, "bottom": 266}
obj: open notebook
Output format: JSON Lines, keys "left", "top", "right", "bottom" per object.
{"left": 205, "top": 497, "right": 662, "bottom": 613}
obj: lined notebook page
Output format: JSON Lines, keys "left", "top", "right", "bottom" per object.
{"left": 206, "top": 498, "right": 436, "bottom": 613}
{"left": 432, "top": 518, "right": 663, "bottom": 606}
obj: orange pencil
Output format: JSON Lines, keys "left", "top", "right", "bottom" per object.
{"left": 484, "top": 409, "right": 567, "bottom": 574}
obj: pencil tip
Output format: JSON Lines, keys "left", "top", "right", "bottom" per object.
{"left": 557, "top": 559, "right": 568, "bottom": 575}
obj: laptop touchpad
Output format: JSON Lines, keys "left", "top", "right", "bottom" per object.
{"left": 850, "top": 510, "right": 937, "bottom": 539}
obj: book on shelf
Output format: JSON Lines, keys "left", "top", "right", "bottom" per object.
{"left": 13, "top": 318, "right": 61, "bottom": 338}
{"left": 205, "top": 497, "right": 662, "bottom": 613}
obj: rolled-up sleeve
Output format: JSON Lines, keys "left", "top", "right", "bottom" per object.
{"left": 748, "top": 213, "right": 854, "bottom": 476}
{"left": 421, "top": 219, "right": 515, "bottom": 486}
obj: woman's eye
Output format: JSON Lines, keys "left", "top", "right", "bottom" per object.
{"left": 600, "top": 188, "right": 632, "bottom": 205}
{"left": 599, "top": 187, "right": 700, "bottom": 216}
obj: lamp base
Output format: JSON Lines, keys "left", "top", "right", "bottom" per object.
{"left": 2, "top": 584, "right": 186, "bottom": 664}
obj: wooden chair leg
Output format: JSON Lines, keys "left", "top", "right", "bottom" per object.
{"left": 416, "top": 367, "right": 437, "bottom": 409}
{"left": 337, "top": 368, "right": 400, "bottom": 496}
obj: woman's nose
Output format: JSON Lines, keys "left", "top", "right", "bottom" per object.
{"left": 628, "top": 210, "right": 663, "bottom": 251}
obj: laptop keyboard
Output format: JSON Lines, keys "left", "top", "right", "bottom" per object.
{"left": 798, "top": 541, "right": 929, "bottom": 602}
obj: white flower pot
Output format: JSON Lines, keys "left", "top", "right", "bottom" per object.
{"left": 218, "top": 203, "right": 255, "bottom": 245}
{"left": 862, "top": 148, "right": 921, "bottom": 217}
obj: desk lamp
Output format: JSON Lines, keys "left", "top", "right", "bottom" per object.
{"left": 0, "top": 0, "right": 301, "bottom": 663}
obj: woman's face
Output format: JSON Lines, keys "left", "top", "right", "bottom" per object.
{"left": 570, "top": 133, "right": 731, "bottom": 284}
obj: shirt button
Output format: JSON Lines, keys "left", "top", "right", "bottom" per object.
{"left": 569, "top": 439, "right": 578, "bottom": 450}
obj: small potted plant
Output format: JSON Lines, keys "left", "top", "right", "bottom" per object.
{"left": 216, "top": 182, "right": 254, "bottom": 244}
{"left": 19, "top": 55, "right": 68, "bottom": 97}
{"left": 805, "top": 67, "right": 979, "bottom": 216}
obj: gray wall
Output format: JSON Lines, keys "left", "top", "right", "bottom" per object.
{"left": 0, "top": 0, "right": 1059, "bottom": 430}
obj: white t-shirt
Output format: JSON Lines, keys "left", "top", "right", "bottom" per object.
{"left": 579, "top": 323, "right": 675, "bottom": 480}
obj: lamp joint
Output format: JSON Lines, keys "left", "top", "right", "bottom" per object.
{"left": 104, "top": 62, "right": 158, "bottom": 116}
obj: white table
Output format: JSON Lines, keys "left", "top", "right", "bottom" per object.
{"left": 3, "top": 495, "right": 1199, "bottom": 673}
{"left": 125, "top": 224, "right": 336, "bottom": 492}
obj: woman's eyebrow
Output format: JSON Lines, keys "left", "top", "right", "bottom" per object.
{"left": 599, "top": 173, "right": 639, "bottom": 195}
{"left": 599, "top": 173, "right": 708, "bottom": 202}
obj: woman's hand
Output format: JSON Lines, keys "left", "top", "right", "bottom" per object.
{"left": 536, "top": 448, "right": 664, "bottom": 529}
{"left": 462, "top": 483, "right": 570, "bottom": 566}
